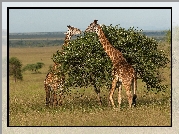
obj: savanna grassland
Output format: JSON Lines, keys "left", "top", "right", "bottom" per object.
{"left": 9, "top": 42, "right": 171, "bottom": 126}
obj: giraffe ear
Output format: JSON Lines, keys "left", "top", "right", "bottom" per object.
{"left": 67, "top": 25, "right": 71, "bottom": 28}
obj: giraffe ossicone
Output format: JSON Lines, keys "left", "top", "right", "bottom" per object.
{"left": 85, "top": 20, "right": 137, "bottom": 109}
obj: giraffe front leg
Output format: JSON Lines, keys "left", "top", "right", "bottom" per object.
{"left": 45, "top": 85, "right": 50, "bottom": 106}
{"left": 118, "top": 82, "right": 122, "bottom": 109}
{"left": 126, "top": 88, "right": 133, "bottom": 108}
{"left": 109, "top": 77, "right": 117, "bottom": 109}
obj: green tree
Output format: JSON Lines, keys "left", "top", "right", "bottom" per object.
{"left": 23, "top": 62, "right": 44, "bottom": 73}
{"left": 53, "top": 24, "right": 169, "bottom": 93}
{"left": 9, "top": 57, "right": 23, "bottom": 82}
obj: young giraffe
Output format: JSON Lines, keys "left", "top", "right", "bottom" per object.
{"left": 85, "top": 20, "right": 137, "bottom": 109}
{"left": 44, "top": 25, "right": 81, "bottom": 106}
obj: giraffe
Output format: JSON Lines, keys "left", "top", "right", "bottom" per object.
{"left": 44, "top": 25, "right": 81, "bottom": 106}
{"left": 85, "top": 20, "right": 137, "bottom": 109}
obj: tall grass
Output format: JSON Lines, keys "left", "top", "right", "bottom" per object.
{"left": 9, "top": 45, "right": 171, "bottom": 126}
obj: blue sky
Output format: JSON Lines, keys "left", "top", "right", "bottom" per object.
{"left": 8, "top": 8, "right": 171, "bottom": 33}
{"left": 3, "top": 2, "right": 178, "bottom": 33}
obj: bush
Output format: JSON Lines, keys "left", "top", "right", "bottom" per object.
{"left": 53, "top": 24, "right": 169, "bottom": 92}
{"left": 23, "top": 62, "right": 44, "bottom": 73}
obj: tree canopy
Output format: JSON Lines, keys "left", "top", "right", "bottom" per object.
{"left": 23, "top": 62, "right": 44, "bottom": 73}
{"left": 53, "top": 24, "right": 169, "bottom": 92}
{"left": 9, "top": 57, "right": 23, "bottom": 82}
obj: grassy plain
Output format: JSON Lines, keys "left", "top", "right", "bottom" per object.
{"left": 9, "top": 44, "right": 171, "bottom": 126}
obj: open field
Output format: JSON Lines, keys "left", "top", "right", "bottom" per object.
{"left": 9, "top": 44, "right": 171, "bottom": 126}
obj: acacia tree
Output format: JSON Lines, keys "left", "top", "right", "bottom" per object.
{"left": 23, "top": 62, "right": 44, "bottom": 73}
{"left": 9, "top": 57, "right": 23, "bottom": 82}
{"left": 53, "top": 24, "right": 169, "bottom": 93}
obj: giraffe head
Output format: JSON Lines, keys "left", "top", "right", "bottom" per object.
{"left": 64, "top": 25, "right": 81, "bottom": 40}
{"left": 85, "top": 20, "right": 100, "bottom": 34}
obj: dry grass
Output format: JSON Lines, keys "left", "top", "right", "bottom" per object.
{"left": 9, "top": 45, "right": 171, "bottom": 126}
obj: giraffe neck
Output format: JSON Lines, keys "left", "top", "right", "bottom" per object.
{"left": 97, "top": 26, "right": 123, "bottom": 64}
{"left": 63, "top": 34, "right": 71, "bottom": 47}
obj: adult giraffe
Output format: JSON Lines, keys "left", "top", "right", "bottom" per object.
{"left": 44, "top": 25, "right": 81, "bottom": 106}
{"left": 85, "top": 20, "right": 137, "bottom": 109}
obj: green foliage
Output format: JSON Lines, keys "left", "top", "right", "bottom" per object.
{"left": 48, "top": 65, "right": 53, "bottom": 72}
{"left": 53, "top": 33, "right": 112, "bottom": 89}
{"left": 101, "top": 25, "right": 169, "bottom": 92}
{"left": 9, "top": 39, "right": 64, "bottom": 47}
{"left": 9, "top": 57, "right": 23, "bottom": 82}
{"left": 53, "top": 24, "right": 169, "bottom": 92}
{"left": 23, "top": 62, "right": 44, "bottom": 73}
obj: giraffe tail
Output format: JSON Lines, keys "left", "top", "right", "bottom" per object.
{"left": 132, "top": 73, "right": 137, "bottom": 107}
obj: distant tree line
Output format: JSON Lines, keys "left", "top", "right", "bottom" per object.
{"left": 9, "top": 32, "right": 66, "bottom": 39}
{"left": 9, "top": 39, "right": 64, "bottom": 47}
{"left": 9, "top": 31, "right": 166, "bottom": 48}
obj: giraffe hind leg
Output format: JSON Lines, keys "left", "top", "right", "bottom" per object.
{"left": 131, "top": 79, "right": 137, "bottom": 107}
{"left": 132, "top": 94, "right": 137, "bottom": 107}
{"left": 125, "top": 85, "right": 133, "bottom": 108}
{"left": 118, "top": 81, "right": 122, "bottom": 109}
{"left": 53, "top": 94, "right": 58, "bottom": 106}
{"left": 109, "top": 77, "right": 118, "bottom": 109}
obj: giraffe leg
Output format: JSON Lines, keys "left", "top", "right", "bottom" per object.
{"left": 125, "top": 84, "right": 133, "bottom": 108}
{"left": 52, "top": 91, "right": 58, "bottom": 106}
{"left": 58, "top": 92, "right": 63, "bottom": 106}
{"left": 118, "top": 81, "right": 122, "bottom": 109}
{"left": 45, "top": 85, "right": 50, "bottom": 106}
{"left": 132, "top": 77, "right": 137, "bottom": 107}
{"left": 50, "top": 87, "right": 54, "bottom": 106}
{"left": 109, "top": 77, "right": 117, "bottom": 109}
